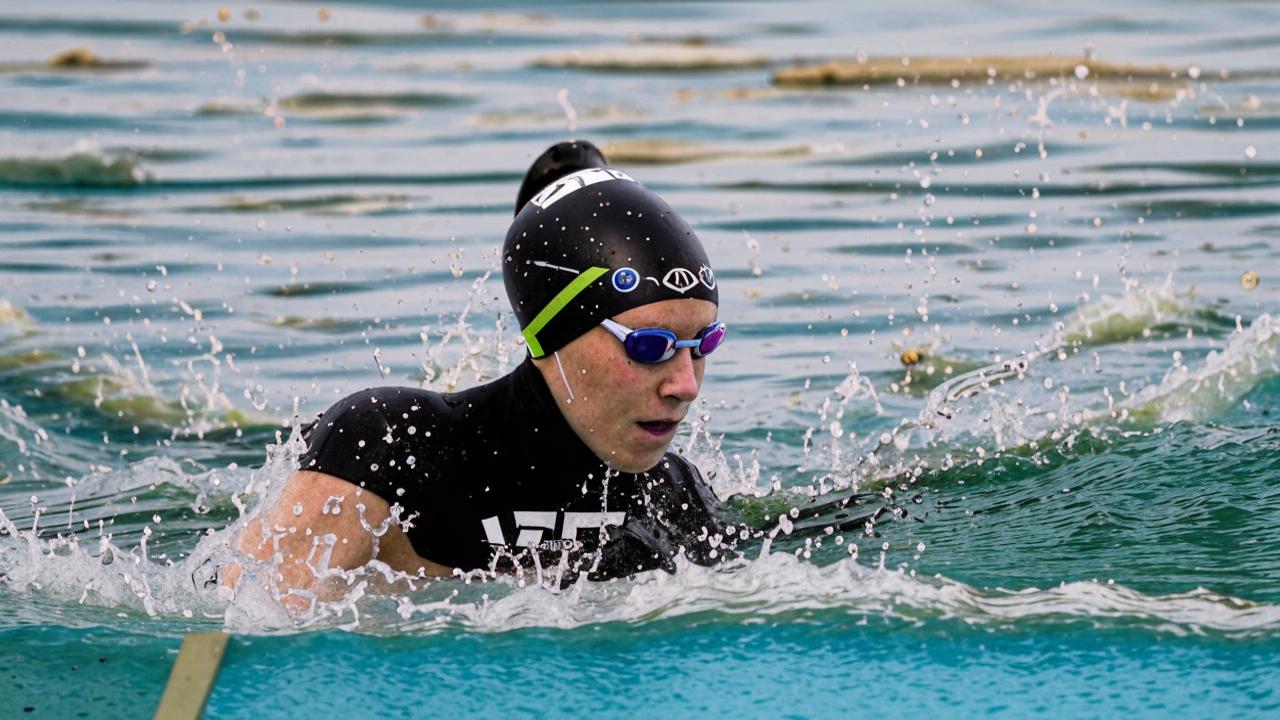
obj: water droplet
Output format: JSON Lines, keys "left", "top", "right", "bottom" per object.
{"left": 1074, "top": 64, "right": 1089, "bottom": 80}
{"left": 1241, "top": 270, "right": 1259, "bottom": 290}
{"left": 1245, "top": 145, "right": 1257, "bottom": 159}
{"left": 292, "top": 503, "right": 303, "bottom": 516}
{"left": 145, "top": 280, "right": 157, "bottom": 292}
{"left": 1188, "top": 65, "right": 1201, "bottom": 80}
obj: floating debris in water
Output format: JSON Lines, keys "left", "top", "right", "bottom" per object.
{"left": 43, "top": 47, "right": 149, "bottom": 72}
{"left": 1242, "top": 271, "right": 1259, "bottom": 290}
{"left": 772, "top": 55, "right": 1182, "bottom": 87}
{"left": 533, "top": 45, "right": 769, "bottom": 72}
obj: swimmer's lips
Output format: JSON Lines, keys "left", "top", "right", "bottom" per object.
{"left": 637, "top": 419, "right": 679, "bottom": 437}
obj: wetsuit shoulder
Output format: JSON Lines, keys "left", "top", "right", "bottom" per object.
{"left": 297, "top": 375, "right": 515, "bottom": 510}
{"left": 298, "top": 386, "right": 451, "bottom": 499}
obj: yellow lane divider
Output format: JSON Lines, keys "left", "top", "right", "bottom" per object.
{"left": 154, "top": 632, "right": 229, "bottom": 720}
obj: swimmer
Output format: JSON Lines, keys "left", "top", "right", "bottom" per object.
{"left": 225, "top": 141, "right": 733, "bottom": 609}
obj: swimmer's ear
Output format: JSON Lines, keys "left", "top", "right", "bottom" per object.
{"left": 514, "top": 140, "right": 609, "bottom": 215}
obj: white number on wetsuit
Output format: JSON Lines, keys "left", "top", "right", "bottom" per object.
{"left": 480, "top": 510, "right": 627, "bottom": 548}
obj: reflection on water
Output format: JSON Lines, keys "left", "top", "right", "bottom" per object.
{"left": 1, "top": 0, "right": 1279, "bottom": 709}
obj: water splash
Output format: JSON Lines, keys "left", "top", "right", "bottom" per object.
{"left": 788, "top": 280, "right": 1272, "bottom": 498}
{"left": 1128, "top": 313, "right": 1278, "bottom": 423}
{"left": 416, "top": 272, "right": 519, "bottom": 392}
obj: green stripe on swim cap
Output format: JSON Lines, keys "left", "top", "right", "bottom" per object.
{"left": 522, "top": 266, "right": 609, "bottom": 358}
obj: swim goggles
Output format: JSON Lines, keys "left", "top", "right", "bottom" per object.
{"left": 599, "top": 318, "right": 727, "bottom": 364}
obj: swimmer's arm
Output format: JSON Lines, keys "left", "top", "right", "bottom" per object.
{"left": 222, "top": 470, "right": 452, "bottom": 612}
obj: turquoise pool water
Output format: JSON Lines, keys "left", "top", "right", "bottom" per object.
{"left": 2, "top": 0, "right": 1279, "bottom": 717}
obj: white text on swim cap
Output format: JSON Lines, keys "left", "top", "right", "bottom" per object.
{"left": 530, "top": 167, "right": 636, "bottom": 209}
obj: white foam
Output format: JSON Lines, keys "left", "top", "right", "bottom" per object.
{"left": 381, "top": 552, "right": 1280, "bottom": 637}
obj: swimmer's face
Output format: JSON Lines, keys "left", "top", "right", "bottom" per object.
{"left": 535, "top": 298, "right": 718, "bottom": 473}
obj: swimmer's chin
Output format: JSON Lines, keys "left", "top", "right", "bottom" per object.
{"left": 594, "top": 426, "right": 681, "bottom": 473}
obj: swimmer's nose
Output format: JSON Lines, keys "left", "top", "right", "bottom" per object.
{"left": 658, "top": 348, "right": 701, "bottom": 403}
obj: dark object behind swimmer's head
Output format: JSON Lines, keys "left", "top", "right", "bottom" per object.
{"left": 503, "top": 140, "right": 718, "bottom": 358}
{"left": 514, "top": 140, "right": 609, "bottom": 215}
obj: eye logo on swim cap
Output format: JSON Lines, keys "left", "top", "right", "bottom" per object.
{"left": 698, "top": 265, "right": 716, "bottom": 290}
{"left": 611, "top": 267, "right": 639, "bottom": 293}
{"left": 662, "top": 267, "right": 699, "bottom": 294}
{"left": 529, "top": 167, "right": 637, "bottom": 210}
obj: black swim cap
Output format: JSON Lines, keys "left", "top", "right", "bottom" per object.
{"left": 503, "top": 141, "right": 719, "bottom": 358}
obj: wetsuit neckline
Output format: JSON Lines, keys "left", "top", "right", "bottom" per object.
{"left": 509, "top": 355, "right": 563, "bottom": 425}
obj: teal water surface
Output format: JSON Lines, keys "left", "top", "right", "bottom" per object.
{"left": 2, "top": 0, "right": 1279, "bottom": 717}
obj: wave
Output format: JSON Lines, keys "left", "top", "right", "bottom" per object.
{"left": 197, "top": 193, "right": 414, "bottom": 216}
{"left": 717, "top": 175, "right": 1280, "bottom": 200}
{"left": 0, "top": 297, "right": 266, "bottom": 439}
{"left": 1058, "top": 277, "right": 1203, "bottom": 346}
{"left": 3, "top": 284, "right": 1277, "bottom": 637}
{"left": 0, "top": 167, "right": 518, "bottom": 192}
{"left": 1130, "top": 313, "right": 1279, "bottom": 423}
{"left": 533, "top": 44, "right": 769, "bottom": 72}
{"left": 277, "top": 91, "right": 473, "bottom": 122}
{"left": 0, "top": 144, "right": 145, "bottom": 188}
{"left": 602, "top": 138, "right": 831, "bottom": 165}
{"left": 0, "top": 299, "right": 35, "bottom": 339}
{"left": 0, "top": 47, "right": 149, "bottom": 74}
{"left": 5, "top": 486, "right": 1277, "bottom": 638}
{"left": 772, "top": 55, "right": 1198, "bottom": 87}
{"left": 197, "top": 91, "right": 472, "bottom": 123}
{"left": 379, "top": 553, "right": 1280, "bottom": 637}
{"left": 468, "top": 103, "right": 645, "bottom": 129}
{"left": 788, "top": 280, "right": 1272, "bottom": 492}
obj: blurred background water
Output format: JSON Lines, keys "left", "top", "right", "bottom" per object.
{"left": 1, "top": 0, "right": 1279, "bottom": 717}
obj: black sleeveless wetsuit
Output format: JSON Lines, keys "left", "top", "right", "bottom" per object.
{"left": 298, "top": 358, "right": 730, "bottom": 582}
